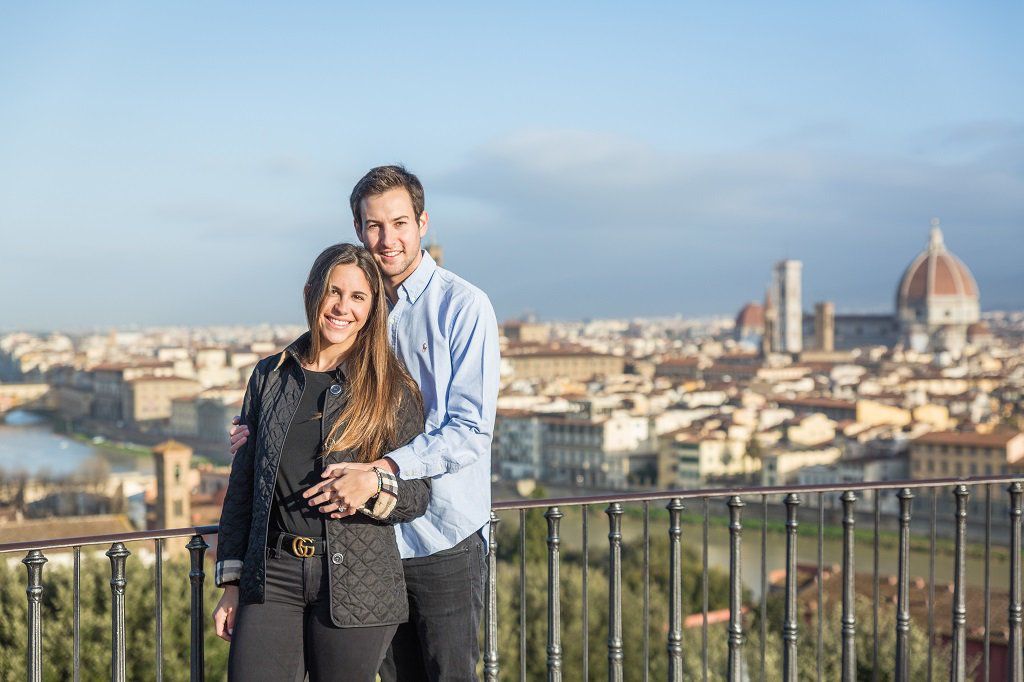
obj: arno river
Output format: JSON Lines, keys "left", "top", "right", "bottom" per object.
{"left": 0, "top": 410, "right": 151, "bottom": 476}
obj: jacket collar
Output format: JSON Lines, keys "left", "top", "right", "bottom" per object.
{"left": 273, "top": 332, "right": 310, "bottom": 371}
{"left": 396, "top": 250, "right": 437, "bottom": 305}
{"left": 272, "top": 332, "right": 345, "bottom": 381}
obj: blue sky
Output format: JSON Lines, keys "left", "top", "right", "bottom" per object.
{"left": 2, "top": 2, "right": 1022, "bottom": 329}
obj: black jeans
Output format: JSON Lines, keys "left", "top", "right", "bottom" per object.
{"left": 379, "top": 531, "right": 486, "bottom": 682}
{"left": 228, "top": 549, "right": 398, "bottom": 682}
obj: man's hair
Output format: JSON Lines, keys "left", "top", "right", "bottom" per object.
{"left": 349, "top": 165, "right": 425, "bottom": 225}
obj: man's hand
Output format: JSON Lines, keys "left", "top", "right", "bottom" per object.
{"left": 229, "top": 416, "right": 249, "bottom": 455}
{"left": 213, "top": 585, "right": 239, "bottom": 642}
{"left": 303, "top": 465, "right": 378, "bottom": 519}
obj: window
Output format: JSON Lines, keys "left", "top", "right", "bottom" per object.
{"left": 173, "top": 499, "right": 183, "bottom": 517}
{"left": 174, "top": 464, "right": 181, "bottom": 484}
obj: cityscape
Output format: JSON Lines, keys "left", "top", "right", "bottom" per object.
{"left": 1, "top": 220, "right": 1023, "bottom": 678}
{"left": 3, "top": 222, "right": 1021, "bottom": 521}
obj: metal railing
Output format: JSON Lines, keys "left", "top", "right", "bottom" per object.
{"left": 3, "top": 524, "right": 217, "bottom": 682}
{"left": 2, "top": 475, "right": 1022, "bottom": 681}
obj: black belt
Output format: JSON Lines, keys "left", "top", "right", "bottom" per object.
{"left": 268, "top": 531, "right": 327, "bottom": 558}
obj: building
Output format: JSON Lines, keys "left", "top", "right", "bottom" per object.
{"left": 751, "top": 221, "right": 980, "bottom": 355}
{"left": 769, "top": 260, "right": 803, "bottom": 354}
{"left": 494, "top": 410, "right": 651, "bottom": 489}
{"left": 909, "top": 429, "right": 1024, "bottom": 480}
{"left": 775, "top": 396, "right": 857, "bottom": 422}
{"left": 169, "top": 395, "right": 199, "bottom": 437}
{"left": 502, "top": 321, "right": 552, "bottom": 344}
{"left": 121, "top": 377, "right": 201, "bottom": 426}
{"left": 501, "top": 347, "right": 626, "bottom": 381}
{"left": 493, "top": 410, "right": 543, "bottom": 480}
{"left": 813, "top": 301, "right": 835, "bottom": 352}
{"left": 734, "top": 302, "right": 765, "bottom": 348}
{"left": 152, "top": 440, "right": 193, "bottom": 530}
{"left": 659, "top": 431, "right": 758, "bottom": 488}
{"left": 896, "top": 220, "right": 980, "bottom": 356}
{"left": 759, "top": 445, "right": 842, "bottom": 486}
{"left": 91, "top": 362, "right": 176, "bottom": 423}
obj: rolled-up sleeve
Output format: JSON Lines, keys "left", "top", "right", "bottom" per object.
{"left": 386, "top": 292, "right": 500, "bottom": 480}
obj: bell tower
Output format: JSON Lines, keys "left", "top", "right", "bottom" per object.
{"left": 153, "top": 440, "right": 192, "bottom": 529}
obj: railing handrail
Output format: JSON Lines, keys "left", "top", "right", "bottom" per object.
{"left": 0, "top": 524, "right": 219, "bottom": 554}
{"left": 491, "top": 474, "right": 1024, "bottom": 510}
{"left": 2, "top": 474, "right": 1021, "bottom": 554}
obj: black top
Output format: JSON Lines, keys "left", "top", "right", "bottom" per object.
{"left": 270, "top": 367, "right": 339, "bottom": 538}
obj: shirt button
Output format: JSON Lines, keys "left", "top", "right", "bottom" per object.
{"left": 329, "top": 384, "right": 342, "bottom": 396}
{"left": 331, "top": 552, "right": 344, "bottom": 565}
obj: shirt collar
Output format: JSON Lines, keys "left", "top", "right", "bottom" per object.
{"left": 396, "top": 249, "right": 437, "bottom": 304}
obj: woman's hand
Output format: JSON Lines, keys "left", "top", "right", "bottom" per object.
{"left": 303, "top": 464, "right": 378, "bottom": 518}
{"left": 213, "top": 585, "right": 239, "bottom": 642}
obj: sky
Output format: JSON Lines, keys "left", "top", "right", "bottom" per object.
{"left": 2, "top": 2, "right": 1022, "bottom": 330}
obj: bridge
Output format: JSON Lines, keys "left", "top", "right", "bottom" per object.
{"left": 0, "top": 383, "right": 51, "bottom": 415}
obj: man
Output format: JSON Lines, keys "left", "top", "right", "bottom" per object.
{"left": 230, "top": 165, "right": 500, "bottom": 681}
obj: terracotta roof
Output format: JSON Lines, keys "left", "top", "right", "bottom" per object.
{"left": 897, "top": 225, "right": 978, "bottom": 303}
{"left": 735, "top": 302, "right": 765, "bottom": 330}
{"left": 658, "top": 357, "right": 700, "bottom": 367}
{"left": 777, "top": 396, "right": 856, "bottom": 409}
{"left": 0, "top": 514, "right": 136, "bottom": 545}
{"left": 125, "top": 376, "right": 198, "bottom": 384}
{"left": 913, "top": 429, "right": 1022, "bottom": 448}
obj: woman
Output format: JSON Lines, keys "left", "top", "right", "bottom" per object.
{"left": 212, "top": 243, "right": 428, "bottom": 681}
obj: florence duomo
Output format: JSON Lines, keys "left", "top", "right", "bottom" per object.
{"left": 741, "top": 219, "right": 985, "bottom": 362}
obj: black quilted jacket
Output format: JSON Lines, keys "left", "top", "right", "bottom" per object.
{"left": 215, "top": 334, "right": 429, "bottom": 627}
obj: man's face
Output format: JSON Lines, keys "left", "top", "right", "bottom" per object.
{"left": 354, "top": 187, "right": 428, "bottom": 283}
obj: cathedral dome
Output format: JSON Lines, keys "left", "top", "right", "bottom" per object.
{"left": 895, "top": 220, "right": 981, "bottom": 356}
{"left": 897, "top": 221, "right": 979, "bottom": 307}
{"left": 735, "top": 302, "right": 765, "bottom": 331}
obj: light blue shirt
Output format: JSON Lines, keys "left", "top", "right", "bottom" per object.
{"left": 386, "top": 251, "right": 500, "bottom": 558}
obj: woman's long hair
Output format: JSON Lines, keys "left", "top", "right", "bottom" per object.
{"left": 302, "top": 243, "right": 423, "bottom": 463}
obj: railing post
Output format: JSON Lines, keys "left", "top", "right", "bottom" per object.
{"left": 606, "top": 502, "right": 624, "bottom": 682}
{"left": 727, "top": 496, "right": 745, "bottom": 682}
{"left": 545, "top": 506, "right": 563, "bottom": 681}
{"left": 484, "top": 511, "right": 500, "bottom": 682}
{"left": 667, "top": 498, "right": 684, "bottom": 682}
{"left": 1009, "top": 482, "right": 1023, "bottom": 682}
{"left": 783, "top": 493, "right": 800, "bottom": 682}
{"left": 951, "top": 485, "right": 969, "bottom": 682}
{"left": 841, "top": 491, "right": 857, "bottom": 682}
{"left": 895, "top": 488, "right": 913, "bottom": 682}
{"left": 186, "top": 534, "right": 208, "bottom": 682}
{"left": 23, "top": 550, "right": 47, "bottom": 682}
{"left": 106, "top": 542, "right": 130, "bottom": 682}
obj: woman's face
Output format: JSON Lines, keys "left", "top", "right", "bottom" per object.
{"left": 315, "top": 263, "right": 374, "bottom": 356}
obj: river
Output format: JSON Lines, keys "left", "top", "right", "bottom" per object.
{"left": 0, "top": 410, "right": 152, "bottom": 477}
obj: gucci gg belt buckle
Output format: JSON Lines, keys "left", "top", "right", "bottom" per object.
{"left": 291, "top": 535, "right": 316, "bottom": 558}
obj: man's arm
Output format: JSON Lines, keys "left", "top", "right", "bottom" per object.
{"left": 384, "top": 291, "right": 500, "bottom": 480}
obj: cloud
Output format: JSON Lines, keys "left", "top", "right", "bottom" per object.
{"left": 433, "top": 126, "right": 1024, "bottom": 319}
